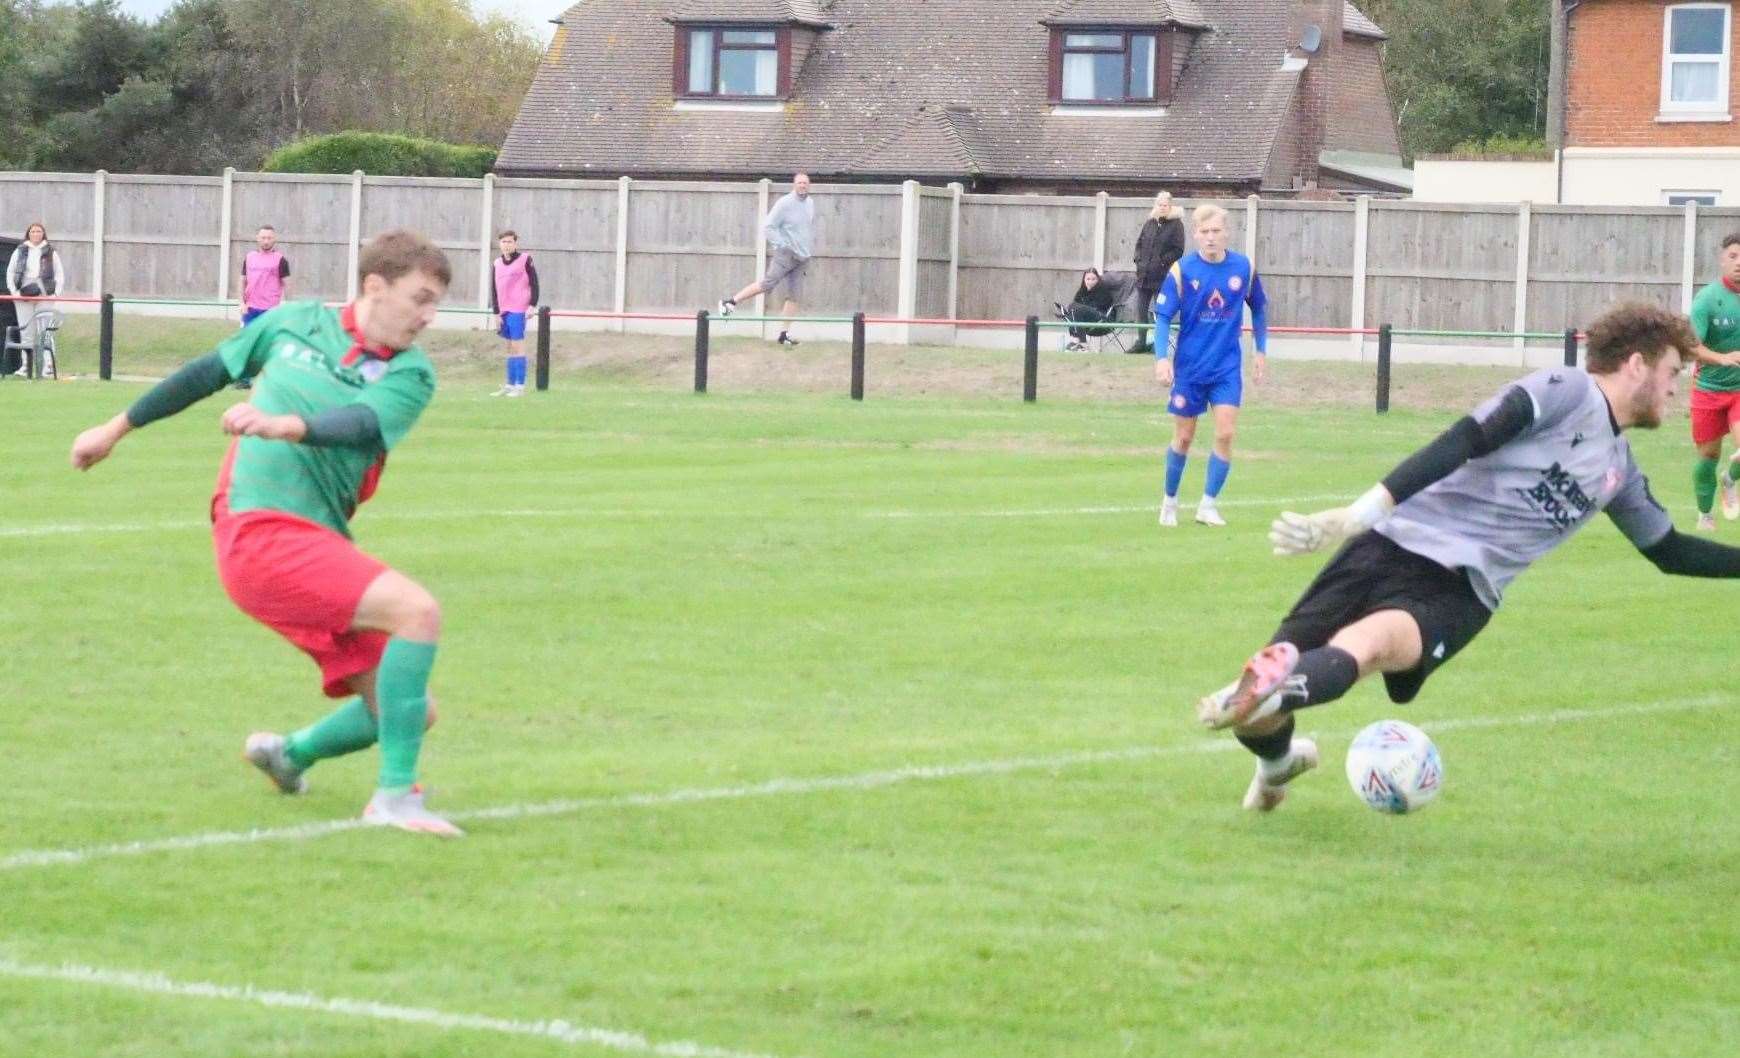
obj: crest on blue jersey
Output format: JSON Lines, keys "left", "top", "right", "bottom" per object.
{"left": 1228, "top": 275, "right": 1243, "bottom": 292}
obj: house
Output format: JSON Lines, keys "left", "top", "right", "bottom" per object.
{"left": 495, "top": 0, "right": 1410, "bottom": 197}
{"left": 1420, "top": 1, "right": 1739, "bottom": 205}
{"left": 1561, "top": 0, "right": 1740, "bottom": 204}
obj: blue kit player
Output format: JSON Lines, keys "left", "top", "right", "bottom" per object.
{"left": 1152, "top": 203, "right": 1268, "bottom": 527}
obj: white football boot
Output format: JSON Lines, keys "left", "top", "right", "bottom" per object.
{"left": 1242, "top": 738, "right": 1320, "bottom": 812}
{"left": 362, "top": 786, "right": 464, "bottom": 838}
{"left": 1158, "top": 497, "right": 1179, "bottom": 527}
{"left": 243, "top": 732, "right": 307, "bottom": 795}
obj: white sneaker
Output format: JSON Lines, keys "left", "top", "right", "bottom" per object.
{"left": 243, "top": 732, "right": 307, "bottom": 795}
{"left": 490, "top": 385, "right": 512, "bottom": 397}
{"left": 362, "top": 787, "right": 464, "bottom": 838}
{"left": 716, "top": 298, "right": 736, "bottom": 318}
{"left": 507, "top": 384, "right": 525, "bottom": 397}
{"left": 1158, "top": 497, "right": 1179, "bottom": 527}
{"left": 1242, "top": 738, "right": 1320, "bottom": 812}
{"left": 1194, "top": 501, "right": 1227, "bottom": 527}
{"left": 1697, "top": 512, "right": 1718, "bottom": 532}
{"left": 1197, "top": 641, "right": 1300, "bottom": 730}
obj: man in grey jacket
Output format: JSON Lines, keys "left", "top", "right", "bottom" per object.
{"left": 718, "top": 173, "right": 815, "bottom": 347}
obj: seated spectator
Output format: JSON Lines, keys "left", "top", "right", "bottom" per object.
{"left": 1058, "top": 268, "right": 1116, "bottom": 351}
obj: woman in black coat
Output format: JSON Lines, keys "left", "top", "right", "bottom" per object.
{"left": 1131, "top": 191, "right": 1185, "bottom": 353}
{"left": 1064, "top": 267, "right": 1117, "bottom": 351}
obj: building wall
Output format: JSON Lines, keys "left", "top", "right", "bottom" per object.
{"left": 1568, "top": 0, "right": 1740, "bottom": 147}
{"left": 1560, "top": 147, "right": 1740, "bottom": 204}
{"left": 1328, "top": 36, "right": 1403, "bottom": 157}
{"left": 1413, "top": 159, "right": 1559, "bottom": 203}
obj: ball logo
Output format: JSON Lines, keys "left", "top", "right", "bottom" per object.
{"left": 1228, "top": 275, "right": 1242, "bottom": 292}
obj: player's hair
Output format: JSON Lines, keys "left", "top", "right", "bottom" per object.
{"left": 497, "top": 229, "right": 517, "bottom": 240}
{"left": 1722, "top": 232, "right": 1740, "bottom": 251}
{"left": 1584, "top": 301, "right": 1698, "bottom": 374}
{"left": 1192, "top": 204, "right": 1227, "bottom": 229}
{"left": 257, "top": 225, "right": 275, "bottom": 233}
{"left": 358, "top": 229, "right": 451, "bottom": 288}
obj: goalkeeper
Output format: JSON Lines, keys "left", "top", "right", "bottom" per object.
{"left": 1196, "top": 301, "right": 1740, "bottom": 812}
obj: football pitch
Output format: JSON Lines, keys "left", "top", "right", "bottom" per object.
{"left": 3, "top": 371, "right": 1737, "bottom": 1057}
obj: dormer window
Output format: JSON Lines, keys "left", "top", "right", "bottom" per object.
{"left": 1048, "top": 28, "right": 1173, "bottom": 105}
{"left": 677, "top": 24, "right": 787, "bottom": 99}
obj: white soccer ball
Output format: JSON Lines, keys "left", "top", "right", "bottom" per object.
{"left": 1344, "top": 720, "right": 1443, "bottom": 814}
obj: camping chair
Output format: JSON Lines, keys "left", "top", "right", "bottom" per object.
{"left": 4, "top": 309, "right": 62, "bottom": 380}
{"left": 1053, "top": 270, "right": 1141, "bottom": 354}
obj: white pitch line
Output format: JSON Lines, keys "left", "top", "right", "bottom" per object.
{"left": 0, "top": 958, "right": 787, "bottom": 1058}
{"left": 1, "top": 493, "right": 1351, "bottom": 538}
{"left": 1, "top": 695, "right": 1725, "bottom": 874}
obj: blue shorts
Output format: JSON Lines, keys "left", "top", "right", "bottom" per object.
{"left": 241, "top": 307, "right": 268, "bottom": 327}
{"left": 1167, "top": 373, "right": 1242, "bottom": 418}
{"left": 498, "top": 311, "right": 527, "bottom": 341}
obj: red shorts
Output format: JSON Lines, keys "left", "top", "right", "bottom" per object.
{"left": 212, "top": 506, "right": 389, "bottom": 698}
{"left": 1690, "top": 386, "right": 1740, "bottom": 446}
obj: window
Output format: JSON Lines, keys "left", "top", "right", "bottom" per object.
{"left": 683, "top": 27, "right": 779, "bottom": 97}
{"left": 1661, "top": 4, "right": 1731, "bottom": 114}
{"left": 1664, "top": 190, "right": 1721, "bottom": 205}
{"left": 1056, "top": 31, "right": 1159, "bottom": 103}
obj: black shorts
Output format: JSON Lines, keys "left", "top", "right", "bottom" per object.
{"left": 1270, "top": 530, "right": 1493, "bottom": 704}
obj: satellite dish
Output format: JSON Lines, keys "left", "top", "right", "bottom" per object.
{"left": 1300, "top": 24, "right": 1323, "bottom": 53}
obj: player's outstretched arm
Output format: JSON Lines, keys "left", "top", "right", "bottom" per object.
{"left": 1269, "top": 384, "right": 1537, "bottom": 556}
{"left": 1640, "top": 530, "right": 1740, "bottom": 577}
{"left": 70, "top": 351, "right": 232, "bottom": 470}
{"left": 221, "top": 404, "right": 383, "bottom": 449}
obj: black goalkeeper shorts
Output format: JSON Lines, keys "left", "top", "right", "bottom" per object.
{"left": 1269, "top": 530, "right": 1493, "bottom": 704}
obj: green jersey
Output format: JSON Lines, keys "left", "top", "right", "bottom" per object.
{"left": 215, "top": 300, "right": 435, "bottom": 536}
{"left": 1691, "top": 280, "right": 1740, "bottom": 393}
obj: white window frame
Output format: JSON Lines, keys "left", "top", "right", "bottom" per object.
{"left": 1659, "top": 3, "right": 1731, "bottom": 116}
{"left": 1662, "top": 189, "right": 1722, "bottom": 205}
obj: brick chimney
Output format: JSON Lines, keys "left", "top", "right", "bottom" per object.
{"left": 1289, "top": 0, "right": 1345, "bottom": 188}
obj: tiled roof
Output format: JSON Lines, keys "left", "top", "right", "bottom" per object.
{"left": 665, "top": 1, "right": 836, "bottom": 27}
{"left": 500, "top": 0, "right": 1321, "bottom": 185}
{"left": 1342, "top": 3, "right": 1385, "bottom": 40}
{"left": 1041, "top": 0, "right": 1211, "bottom": 29}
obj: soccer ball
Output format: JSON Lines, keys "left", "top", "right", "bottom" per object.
{"left": 1344, "top": 720, "right": 1443, "bottom": 814}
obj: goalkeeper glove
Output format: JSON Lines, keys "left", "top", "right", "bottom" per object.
{"left": 1269, "top": 485, "right": 1395, "bottom": 556}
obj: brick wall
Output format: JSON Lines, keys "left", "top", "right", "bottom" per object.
{"left": 1328, "top": 36, "right": 1402, "bottom": 156}
{"left": 1568, "top": 0, "right": 1740, "bottom": 146}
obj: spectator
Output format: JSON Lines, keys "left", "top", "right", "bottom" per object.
{"left": 490, "top": 230, "right": 539, "bottom": 397}
{"left": 717, "top": 172, "right": 814, "bottom": 347}
{"left": 241, "top": 225, "right": 292, "bottom": 327}
{"left": 1061, "top": 268, "right": 1116, "bottom": 351}
{"left": 7, "top": 221, "right": 66, "bottom": 374}
{"left": 1131, "top": 192, "right": 1185, "bottom": 354}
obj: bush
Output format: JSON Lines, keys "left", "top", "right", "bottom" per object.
{"left": 1439, "top": 134, "right": 1552, "bottom": 162}
{"left": 263, "top": 132, "right": 496, "bottom": 177}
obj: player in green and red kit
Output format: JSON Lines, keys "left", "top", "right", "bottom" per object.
{"left": 69, "top": 229, "right": 463, "bottom": 837}
{"left": 1688, "top": 233, "right": 1740, "bottom": 531}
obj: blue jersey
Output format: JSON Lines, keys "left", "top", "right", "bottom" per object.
{"left": 1152, "top": 250, "right": 1268, "bottom": 381}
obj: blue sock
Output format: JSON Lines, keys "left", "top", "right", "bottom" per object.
{"left": 509, "top": 356, "right": 527, "bottom": 386}
{"left": 1164, "top": 448, "right": 1187, "bottom": 498}
{"left": 504, "top": 358, "right": 515, "bottom": 385}
{"left": 1205, "top": 453, "right": 1231, "bottom": 498}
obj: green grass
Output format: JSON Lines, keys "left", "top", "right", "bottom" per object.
{"left": 2, "top": 370, "right": 1737, "bottom": 1058}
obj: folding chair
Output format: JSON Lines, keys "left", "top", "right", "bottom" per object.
{"left": 4, "top": 309, "right": 63, "bottom": 380}
{"left": 1054, "top": 271, "right": 1140, "bottom": 353}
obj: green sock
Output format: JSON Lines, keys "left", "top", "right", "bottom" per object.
{"left": 376, "top": 637, "right": 437, "bottom": 792}
{"left": 284, "top": 697, "right": 378, "bottom": 771}
{"left": 1695, "top": 457, "right": 1719, "bottom": 514}
{"left": 1724, "top": 459, "right": 1739, "bottom": 487}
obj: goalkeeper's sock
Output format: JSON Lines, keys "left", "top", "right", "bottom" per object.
{"left": 1164, "top": 447, "right": 1187, "bottom": 498}
{"left": 376, "top": 637, "right": 437, "bottom": 793}
{"left": 1695, "top": 456, "right": 1719, "bottom": 514}
{"left": 285, "top": 696, "right": 378, "bottom": 770}
{"left": 1205, "top": 453, "right": 1231, "bottom": 498}
{"left": 1236, "top": 713, "right": 1295, "bottom": 761}
{"left": 1279, "top": 645, "right": 1360, "bottom": 713}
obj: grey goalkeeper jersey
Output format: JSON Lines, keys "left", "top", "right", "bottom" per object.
{"left": 1375, "top": 367, "right": 1673, "bottom": 610}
